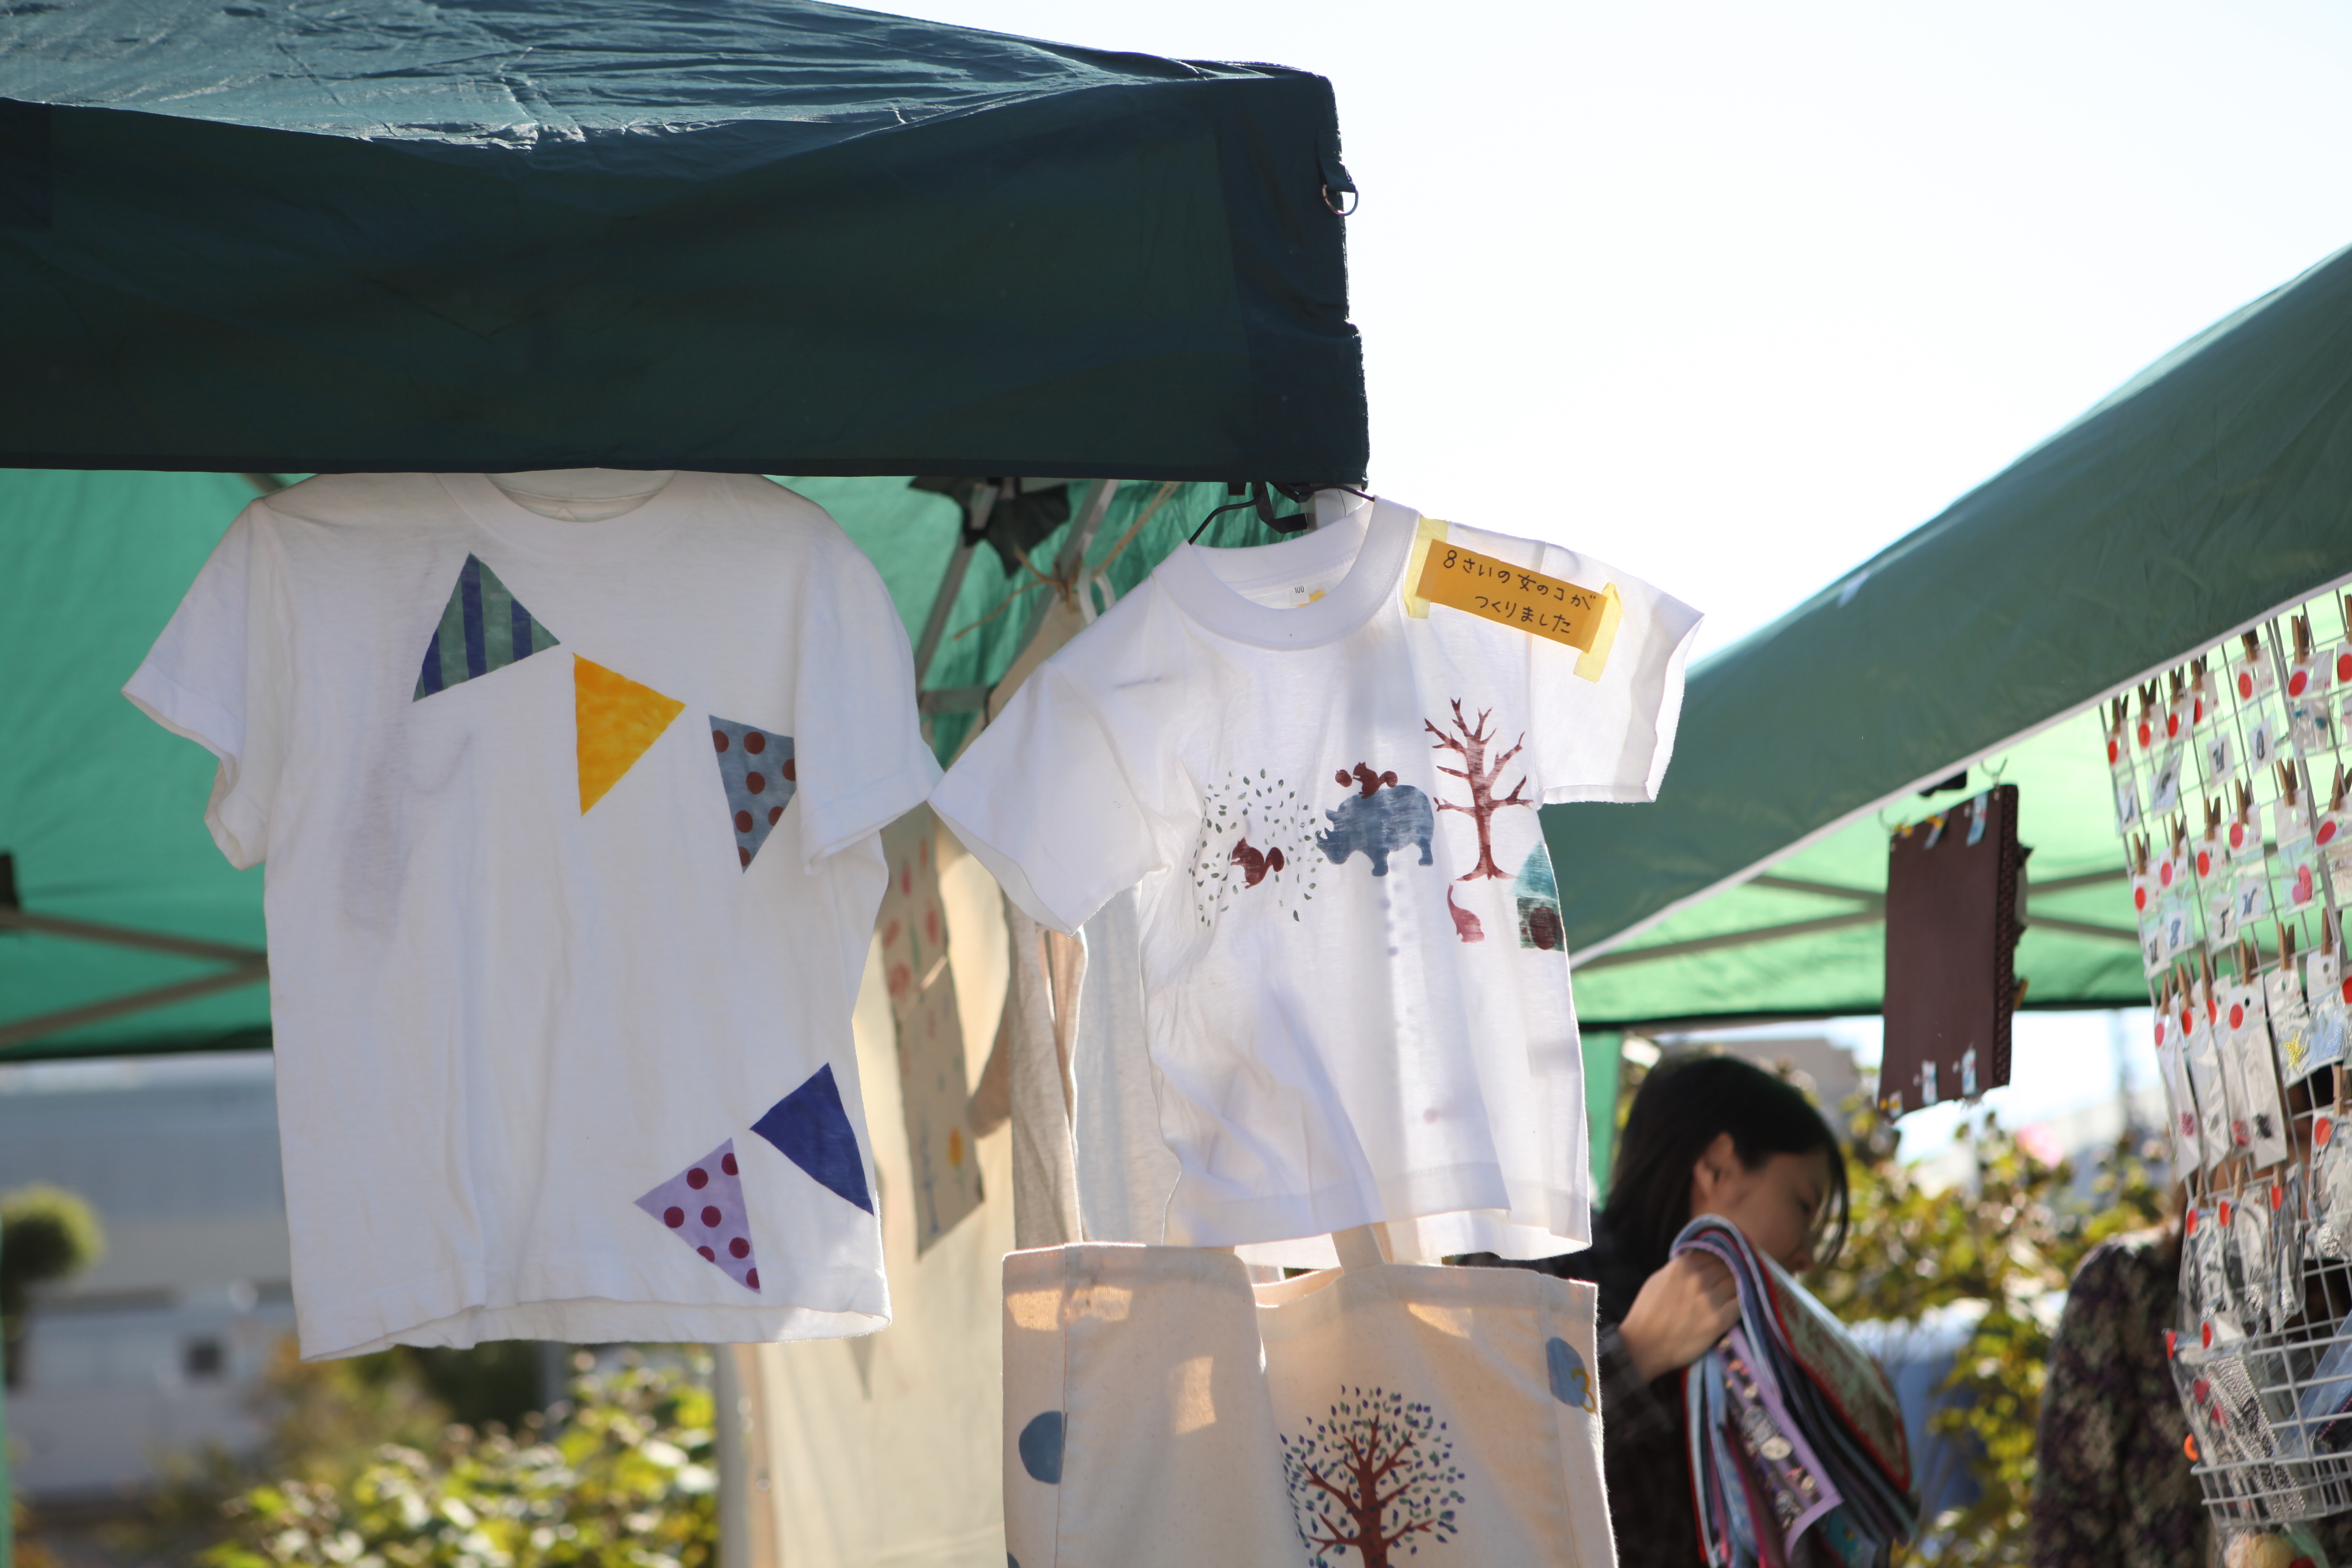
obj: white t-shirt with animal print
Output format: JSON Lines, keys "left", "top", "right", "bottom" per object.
{"left": 930, "top": 497, "right": 1700, "bottom": 1264}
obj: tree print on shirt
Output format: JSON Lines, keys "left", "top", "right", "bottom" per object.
{"left": 1425, "top": 699, "right": 1533, "bottom": 881}
{"left": 1280, "top": 1386, "right": 1468, "bottom": 1567}
{"left": 1188, "top": 768, "right": 1323, "bottom": 926}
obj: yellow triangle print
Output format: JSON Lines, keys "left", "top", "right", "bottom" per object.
{"left": 574, "top": 655, "right": 686, "bottom": 813}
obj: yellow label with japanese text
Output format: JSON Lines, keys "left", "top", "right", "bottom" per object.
{"left": 1414, "top": 541, "right": 1607, "bottom": 650}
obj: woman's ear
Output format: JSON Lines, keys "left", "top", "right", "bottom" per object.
{"left": 1689, "top": 1130, "right": 1738, "bottom": 1209}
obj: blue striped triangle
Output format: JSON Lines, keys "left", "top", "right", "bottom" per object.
{"left": 413, "top": 555, "right": 560, "bottom": 700}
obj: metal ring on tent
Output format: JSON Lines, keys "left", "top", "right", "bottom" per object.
{"left": 1322, "top": 183, "right": 1358, "bottom": 217}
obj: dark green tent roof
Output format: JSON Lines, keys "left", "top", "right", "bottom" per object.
{"left": 1551, "top": 241, "right": 2352, "bottom": 1028}
{"left": 0, "top": 0, "right": 1365, "bottom": 479}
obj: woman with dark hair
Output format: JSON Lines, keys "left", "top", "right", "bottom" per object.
{"left": 1469, "top": 1049, "right": 1850, "bottom": 1568}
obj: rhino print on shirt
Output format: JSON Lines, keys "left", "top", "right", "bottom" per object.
{"left": 1316, "top": 779, "right": 1435, "bottom": 877}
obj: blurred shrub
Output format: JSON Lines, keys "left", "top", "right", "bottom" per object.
{"left": 200, "top": 1350, "right": 717, "bottom": 1568}
{"left": 1, "top": 1182, "right": 105, "bottom": 1386}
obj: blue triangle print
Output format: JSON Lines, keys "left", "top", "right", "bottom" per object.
{"left": 751, "top": 1064, "right": 872, "bottom": 1213}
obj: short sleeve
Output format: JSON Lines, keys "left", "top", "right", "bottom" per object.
{"left": 123, "top": 507, "right": 280, "bottom": 869}
{"left": 930, "top": 664, "right": 1161, "bottom": 934}
{"left": 793, "top": 534, "right": 944, "bottom": 866}
{"left": 1525, "top": 540, "right": 1702, "bottom": 804}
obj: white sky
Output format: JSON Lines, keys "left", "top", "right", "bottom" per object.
{"left": 881, "top": 2, "right": 2352, "bottom": 1143}
{"left": 887, "top": 0, "right": 2352, "bottom": 661}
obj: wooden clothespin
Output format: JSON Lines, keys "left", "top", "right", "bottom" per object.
{"left": 2240, "top": 931, "right": 2263, "bottom": 982}
{"left": 2294, "top": 613, "right": 2316, "bottom": 664}
{"left": 2244, "top": 631, "right": 2266, "bottom": 662}
{"left": 2280, "top": 920, "right": 2300, "bottom": 973}
{"left": 2333, "top": 764, "right": 2350, "bottom": 816}
{"left": 2204, "top": 796, "right": 2224, "bottom": 836}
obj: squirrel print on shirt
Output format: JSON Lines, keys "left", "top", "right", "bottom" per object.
{"left": 1188, "top": 768, "right": 1323, "bottom": 925}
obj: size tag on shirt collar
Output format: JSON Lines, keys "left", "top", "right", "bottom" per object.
{"left": 1404, "top": 517, "right": 1622, "bottom": 680}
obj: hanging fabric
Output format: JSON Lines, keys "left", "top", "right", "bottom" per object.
{"left": 1674, "top": 1216, "right": 1916, "bottom": 1566}
{"left": 1001, "top": 1237, "right": 1615, "bottom": 1568}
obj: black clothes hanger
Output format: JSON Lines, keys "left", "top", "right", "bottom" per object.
{"left": 1189, "top": 480, "right": 1374, "bottom": 545}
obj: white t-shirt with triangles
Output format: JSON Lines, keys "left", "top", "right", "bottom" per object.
{"left": 931, "top": 497, "right": 1700, "bottom": 1266}
{"left": 126, "top": 472, "right": 940, "bottom": 1357}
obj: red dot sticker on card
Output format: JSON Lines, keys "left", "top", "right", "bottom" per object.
{"left": 2166, "top": 1329, "right": 2179, "bottom": 1356}
{"left": 2241, "top": 670, "right": 2257, "bottom": 699}
{"left": 2195, "top": 698, "right": 2207, "bottom": 723}
{"left": 2202, "top": 1321, "right": 2214, "bottom": 1348}
{"left": 2340, "top": 651, "right": 2352, "bottom": 683}
{"left": 2219, "top": 1199, "right": 2233, "bottom": 1225}
{"left": 2323, "top": 819, "right": 2340, "bottom": 846}
{"left": 2274, "top": 1182, "right": 2286, "bottom": 1211}
{"left": 2291, "top": 668, "right": 2310, "bottom": 697}
{"left": 2168, "top": 712, "right": 2181, "bottom": 738}
{"left": 2231, "top": 821, "right": 2248, "bottom": 850}
{"left": 2341, "top": 976, "right": 2352, "bottom": 1005}
{"left": 2136, "top": 884, "right": 2150, "bottom": 911}
{"left": 2184, "top": 1434, "right": 2199, "bottom": 1461}
{"left": 2139, "top": 721, "right": 2153, "bottom": 748}
{"left": 2185, "top": 1208, "right": 2199, "bottom": 1235}
{"left": 2182, "top": 1007, "right": 2195, "bottom": 1035}
{"left": 2155, "top": 1017, "right": 2167, "bottom": 1045}
{"left": 2198, "top": 850, "right": 2213, "bottom": 877}
{"left": 2194, "top": 1377, "right": 2211, "bottom": 1401}
{"left": 2108, "top": 737, "right": 2120, "bottom": 764}
{"left": 2319, "top": 1117, "right": 2335, "bottom": 1147}
{"left": 2230, "top": 1003, "right": 2245, "bottom": 1030}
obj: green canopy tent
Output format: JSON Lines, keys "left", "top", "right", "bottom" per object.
{"left": 0, "top": 0, "right": 1375, "bottom": 1066}
{"left": 0, "top": 0, "right": 1365, "bottom": 481}
{"left": 1548, "top": 239, "right": 2352, "bottom": 1056}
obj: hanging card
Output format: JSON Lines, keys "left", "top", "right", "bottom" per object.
{"left": 2154, "top": 837, "right": 2191, "bottom": 899}
{"left": 2194, "top": 823, "right": 2230, "bottom": 883}
{"left": 2248, "top": 711, "right": 2282, "bottom": 771}
{"left": 2234, "top": 872, "right": 2272, "bottom": 928}
{"left": 2305, "top": 948, "right": 2349, "bottom": 1082}
{"left": 2235, "top": 651, "right": 2278, "bottom": 704}
{"left": 2266, "top": 967, "right": 2313, "bottom": 1082}
{"left": 2203, "top": 729, "right": 2236, "bottom": 780}
{"left": 2159, "top": 894, "right": 2198, "bottom": 960}
{"left": 2270, "top": 1170, "right": 2306, "bottom": 1330}
{"left": 2287, "top": 654, "right": 2331, "bottom": 704}
{"left": 2279, "top": 837, "right": 2321, "bottom": 913}
{"left": 2334, "top": 641, "right": 2352, "bottom": 689}
{"left": 2150, "top": 745, "right": 2186, "bottom": 816}
{"left": 2206, "top": 886, "right": 2240, "bottom": 949}
{"left": 2313, "top": 1115, "right": 2352, "bottom": 1261}
{"left": 2155, "top": 1012, "right": 2206, "bottom": 1176}
{"left": 2114, "top": 770, "right": 2143, "bottom": 832}
{"left": 2183, "top": 1002, "right": 2236, "bottom": 1175}
{"left": 2226, "top": 803, "right": 2261, "bottom": 861}
{"left": 2227, "top": 1192, "right": 2276, "bottom": 1333}
{"left": 2221, "top": 983, "right": 2292, "bottom": 1167}
{"left": 2293, "top": 698, "right": 2336, "bottom": 755}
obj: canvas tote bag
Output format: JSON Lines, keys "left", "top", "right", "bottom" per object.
{"left": 1002, "top": 1235, "right": 1616, "bottom": 1568}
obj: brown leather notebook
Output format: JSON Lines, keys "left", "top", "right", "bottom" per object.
{"left": 1881, "top": 784, "right": 2029, "bottom": 1115}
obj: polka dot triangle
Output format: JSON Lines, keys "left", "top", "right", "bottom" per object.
{"left": 632, "top": 1137, "right": 762, "bottom": 1293}
{"left": 575, "top": 656, "right": 686, "bottom": 813}
{"left": 709, "top": 715, "right": 797, "bottom": 870}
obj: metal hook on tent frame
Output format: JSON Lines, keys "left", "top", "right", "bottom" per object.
{"left": 1322, "top": 183, "right": 1358, "bottom": 217}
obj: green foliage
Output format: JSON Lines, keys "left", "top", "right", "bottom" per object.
{"left": 199, "top": 1351, "right": 718, "bottom": 1568}
{"left": 1, "top": 1181, "right": 105, "bottom": 1385}
{"left": 1818, "top": 1098, "right": 2168, "bottom": 1566}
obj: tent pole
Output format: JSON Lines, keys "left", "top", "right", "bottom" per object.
{"left": 0, "top": 963, "right": 269, "bottom": 1051}
{"left": 911, "top": 482, "right": 1004, "bottom": 686}
{"left": 0, "top": 906, "right": 264, "bottom": 964}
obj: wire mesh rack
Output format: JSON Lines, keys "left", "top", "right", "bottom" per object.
{"left": 2098, "top": 583, "right": 2352, "bottom": 1525}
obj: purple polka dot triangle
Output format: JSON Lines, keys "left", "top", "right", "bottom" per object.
{"left": 709, "top": 715, "right": 796, "bottom": 870}
{"left": 633, "top": 1137, "right": 762, "bottom": 1292}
